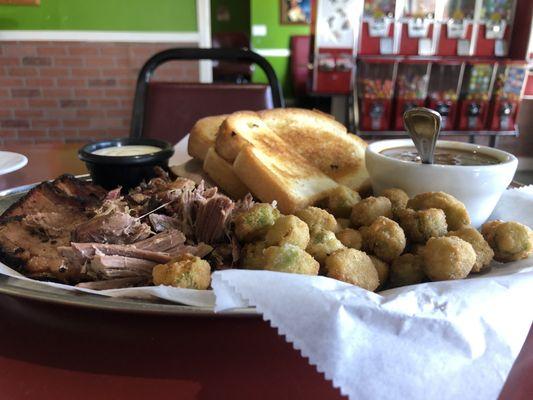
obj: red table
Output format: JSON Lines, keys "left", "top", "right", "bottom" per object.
{"left": 0, "top": 143, "right": 531, "bottom": 399}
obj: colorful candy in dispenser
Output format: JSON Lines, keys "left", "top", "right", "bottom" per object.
{"left": 488, "top": 64, "right": 526, "bottom": 130}
{"left": 393, "top": 62, "right": 430, "bottom": 130}
{"left": 474, "top": 0, "right": 516, "bottom": 57}
{"left": 426, "top": 62, "right": 462, "bottom": 130}
{"left": 357, "top": 59, "right": 396, "bottom": 131}
{"left": 437, "top": 0, "right": 476, "bottom": 56}
{"left": 398, "top": 0, "right": 437, "bottom": 55}
{"left": 360, "top": 0, "right": 397, "bottom": 55}
{"left": 457, "top": 63, "right": 494, "bottom": 130}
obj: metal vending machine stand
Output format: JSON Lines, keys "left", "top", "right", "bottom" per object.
{"left": 474, "top": 0, "right": 517, "bottom": 57}
{"left": 357, "top": 58, "right": 397, "bottom": 130}
{"left": 427, "top": 61, "right": 463, "bottom": 130}
{"left": 312, "top": 0, "right": 361, "bottom": 94}
{"left": 359, "top": 0, "right": 397, "bottom": 55}
{"left": 393, "top": 60, "right": 431, "bottom": 129}
{"left": 488, "top": 62, "right": 526, "bottom": 130}
{"left": 398, "top": 0, "right": 438, "bottom": 55}
{"left": 457, "top": 62, "right": 496, "bottom": 130}
{"left": 436, "top": 0, "right": 477, "bottom": 55}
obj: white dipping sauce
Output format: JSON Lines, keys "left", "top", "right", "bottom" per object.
{"left": 92, "top": 145, "right": 162, "bottom": 157}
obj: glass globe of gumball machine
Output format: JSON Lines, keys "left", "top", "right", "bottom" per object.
{"left": 488, "top": 62, "right": 526, "bottom": 130}
{"left": 426, "top": 62, "right": 462, "bottom": 130}
{"left": 356, "top": 59, "right": 396, "bottom": 131}
{"left": 393, "top": 61, "right": 430, "bottom": 130}
{"left": 457, "top": 62, "right": 495, "bottom": 130}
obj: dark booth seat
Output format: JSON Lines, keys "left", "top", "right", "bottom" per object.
{"left": 141, "top": 82, "right": 273, "bottom": 143}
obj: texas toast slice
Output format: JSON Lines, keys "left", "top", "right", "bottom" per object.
{"left": 217, "top": 111, "right": 339, "bottom": 213}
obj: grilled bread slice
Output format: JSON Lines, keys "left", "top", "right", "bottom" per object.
{"left": 188, "top": 114, "right": 228, "bottom": 161}
{"left": 203, "top": 146, "right": 249, "bottom": 200}
{"left": 217, "top": 112, "right": 339, "bottom": 213}
{"left": 258, "top": 108, "right": 370, "bottom": 191}
{"left": 233, "top": 144, "right": 339, "bottom": 214}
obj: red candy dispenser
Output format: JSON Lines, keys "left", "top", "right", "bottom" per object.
{"left": 488, "top": 62, "right": 526, "bottom": 130}
{"left": 436, "top": 0, "right": 476, "bottom": 56}
{"left": 457, "top": 62, "right": 495, "bottom": 130}
{"left": 312, "top": 0, "right": 360, "bottom": 94}
{"left": 427, "top": 62, "right": 462, "bottom": 130}
{"left": 393, "top": 61, "right": 430, "bottom": 129}
{"left": 474, "top": 0, "right": 516, "bottom": 57}
{"left": 357, "top": 59, "right": 396, "bottom": 131}
{"left": 398, "top": 0, "right": 437, "bottom": 55}
{"left": 359, "top": 0, "right": 397, "bottom": 55}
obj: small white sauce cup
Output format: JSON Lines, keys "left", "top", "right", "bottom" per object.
{"left": 366, "top": 139, "right": 518, "bottom": 228}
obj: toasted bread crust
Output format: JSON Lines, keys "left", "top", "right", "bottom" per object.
{"left": 259, "top": 109, "right": 368, "bottom": 191}
{"left": 203, "top": 147, "right": 249, "bottom": 200}
{"left": 233, "top": 145, "right": 338, "bottom": 214}
{"left": 188, "top": 114, "right": 228, "bottom": 160}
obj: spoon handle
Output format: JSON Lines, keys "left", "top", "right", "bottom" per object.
{"left": 403, "top": 107, "right": 442, "bottom": 164}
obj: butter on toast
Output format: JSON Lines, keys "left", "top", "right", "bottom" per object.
{"left": 188, "top": 114, "right": 228, "bottom": 161}
{"left": 258, "top": 108, "right": 370, "bottom": 191}
{"left": 203, "top": 146, "right": 249, "bottom": 200}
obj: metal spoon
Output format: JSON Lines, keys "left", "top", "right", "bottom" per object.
{"left": 403, "top": 107, "right": 442, "bottom": 164}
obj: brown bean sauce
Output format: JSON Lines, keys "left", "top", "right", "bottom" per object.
{"left": 380, "top": 146, "right": 500, "bottom": 166}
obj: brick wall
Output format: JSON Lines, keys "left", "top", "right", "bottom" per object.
{"left": 0, "top": 41, "right": 199, "bottom": 145}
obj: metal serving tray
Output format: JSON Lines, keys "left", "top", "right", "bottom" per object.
{"left": 0, "top": 176, "right": 255, "bottom": 317}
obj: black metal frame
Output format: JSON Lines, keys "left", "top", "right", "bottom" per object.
{"left": 130, "top": 48, "right": 284, "bottom": 138}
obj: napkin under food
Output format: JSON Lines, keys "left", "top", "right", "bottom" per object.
{"left": 0, "top": 187, "right": 531, "bottom": 399}
{"left": 212, "top": 186, "right": 533, "bottom": 400}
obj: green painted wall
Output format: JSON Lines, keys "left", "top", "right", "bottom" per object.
{"left": 250, "top": 0, "right": 310, "bottom": 97}
{"left": 211, "top": 0, "right": 250, "bottom": 35}
{"left": 0, "top": 0, "right": 197, "bottom": 31}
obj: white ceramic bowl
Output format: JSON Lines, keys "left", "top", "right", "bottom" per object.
{"left": 366, "top": 139, "right": 518, "bottom": 227}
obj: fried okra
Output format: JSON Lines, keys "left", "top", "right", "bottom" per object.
{"left": 336, "top": 218, "right": 351, "bottom": 230}
{"left": 241, "top": 241, "right": 267, "bottom": 270}
{"left": 369, "top": 255, "right": 389, "bottom": 288}
{"left": 350, "top": 196, "right": 392, "bottom": 228}
{"left": 263, "top": 244, "right": 319, "bottom": 275}
{"left": 396, "top": 208, "right": 448, "bottom": 244}
{"left": 335, "top": 228, "right": 362, "bottom": 250}
{"left": 481, "top": 220, "right": 533, "bottom": 262}
{"left": 389, "top": 254, "right": 425, "bottom": 287}
{"left": 448, "top": 226, "right": 493, "bottom": 272}
{"left": 233, "top": 203, "right": 281, "bottom": 242}
{"left": 407, "top": 191, "right": 470, "bottom": 230}
{"left": 423, "top": 236, "right": 476, "bottom": 281}
{"left": 306, "top": 228, "right": 345, "bottom": 264}
{"left": 325, "top": 248, "right": 379, "bottom": 291}
{"left": 152, "top": 254, "right": 211, "bottom": 289}
{"left": 326, "top": 185, "right": 361, "bottom": 218}
{"left": 360, "top": 216, "right": 406, "bottom": 262}
{"left": 382, "top": 188, "right": 409, "bottom": 213}
{"left": 295, "top": 206, "right": 338, "bottom": 232}
{"left": 265, "top": 215, "right": 310, "bottom": 249}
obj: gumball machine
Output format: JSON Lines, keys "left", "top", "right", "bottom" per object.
{"left": 427, "top": 62, "right": 462, "bottom": 130}
{"left": 312, "top": 0, "right": 360, "bottom": 94}
{"left": 488, "top": 62, "right": 526, "bottom": 130}
{"left": 457, "top": 62, "right": 495, "bottom": 130}
{"left": 474, "top": 0, "right": 516, "bottom": 57}
{"left": 436, "top": 0, "right": 477, "bottom": 56}
{"left": 398, "top": 0, "right": 437, "bottom": 55}
{"left": 393, "top": 61, "right": 430, "bottom": 129}
{"left": 359, "top": 0, "right": 397, "bottom": 55}
{"left": 357, "top": 59, "right": 396, "bottom": 131}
